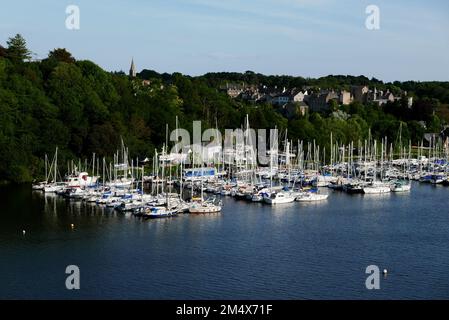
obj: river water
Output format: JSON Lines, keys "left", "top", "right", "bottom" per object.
{"left": 0, "top": 182, "right": 448, "bottom": 299}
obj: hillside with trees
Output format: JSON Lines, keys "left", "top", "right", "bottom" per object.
{"left": 0, "top": 34, "right": 448, "bottom": 183}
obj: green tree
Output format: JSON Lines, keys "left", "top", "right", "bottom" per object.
{"left": 48, "top": 48, "right": 75, "bottom": 63}
{"left": 0, "top": 45, "right": 7, "bottom": 58}
{"left": 6, "top": 34, "right": 31, "bottom": 62}
{"left": 329, "top": 99, "right": 339, "bottom": 112}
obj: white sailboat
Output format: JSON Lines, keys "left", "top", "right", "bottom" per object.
{"left": 296, "top": 192, "right": 328, "bottom": 202}
{"left": 363, "top": 181, "right": 391, "bottom": 194}
{"left": 43, "top": 147, "right": 65, "bottom": 193}
{"left": 188, "top": 174, "right": 222, "bottom": 213}
{"left": 107, "top": 139, "right": 134, "bottom": 188}
{"left": 263, "top": 191, "right": 296, "bottom": 205}
{"left": 362, "top": 140, "right": 391, "bottom": 194}
{"left": 390, "top": 180, "right": 411, "bottom": 192}
{"left": 189, "top": 201, "right": 222, "bottom": 213}
{"left": 144, "top": 206, "right": 178, "bottom": 219}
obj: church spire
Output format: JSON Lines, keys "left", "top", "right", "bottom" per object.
{"left": 129, "top": 58, "right": 136, "bottom": 78}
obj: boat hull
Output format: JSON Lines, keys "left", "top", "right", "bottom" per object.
{"left": 296, "top": 194, "right": 329, "bottom": 202}
{"left": 264, "top": 197, "right": 295, "bottom": 205}
{"left": 391, "top": 184, "right": 411, "bottom": 192}
{"left": 363, "top": 186, "right": 391, "bottom": 194}
{"left": 189, "top": 205, "right": 222, "bottom": 213}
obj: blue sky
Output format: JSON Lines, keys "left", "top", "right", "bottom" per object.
{"left": 1, "top": 0, "right": 448, "bottom": 81}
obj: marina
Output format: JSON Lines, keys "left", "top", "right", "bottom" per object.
{"left": 1, "top": 0, "right": 449, "bottom": 302}
{"left": 12, "top": 126, "right": 449, "bottom": 299}
{"left": 30, "top": 123, "right": 449, "bottom": 216}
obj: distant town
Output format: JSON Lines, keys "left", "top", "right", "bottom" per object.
{"left": 220, "top": 82, "right": 413, "bottom": 119}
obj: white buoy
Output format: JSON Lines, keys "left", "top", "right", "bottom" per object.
{"left": 22, "top": 230, "right": 26, "bottom": 235}
{"left": 383, "top": 269, "right": 388, "bottom": 275}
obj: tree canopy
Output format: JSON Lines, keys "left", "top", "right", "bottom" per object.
{"left": 0, "top": 34, "right": 448, "bottom": 183}
{"left": 6, "top": 34, "right": 32, "bottom": 62}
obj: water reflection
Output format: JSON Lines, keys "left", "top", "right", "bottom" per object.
{"left": 3, "top": 182, "right": 449, "bottom": 299}
{"left": 296, "top": 201, "right": 330, "bottom": 209}
{"left": 269, "top": 202, "right": 297, "bottom": 213}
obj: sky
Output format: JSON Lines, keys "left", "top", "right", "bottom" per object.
{"left": 1, "top": 0, "right": 448, "bottom": 82}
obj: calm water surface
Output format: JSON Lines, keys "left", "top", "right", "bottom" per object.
{"left": 1, "top": 183, "right": 449, "bottom": 299}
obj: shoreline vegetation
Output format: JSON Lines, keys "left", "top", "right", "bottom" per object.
{"left": 1, "top": 33, "right": 449, "bottom": 184}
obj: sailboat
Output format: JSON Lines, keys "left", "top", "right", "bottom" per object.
{"left": 251, "top": 187, "right": 271, "bottom": 202}
{"left": 107, "top": 139, "right": 134, "bottom": 188}
{"left": 430, "top": 174, "right": 445, "bottom": 185}
{"left": 189, "top": 174, "right": 222, "bottom": 213}
{"left": 362, "top": 140, "right": 391, "bottom": 194}
{"left": 43, "top": 147, "right": 66, "bottom": 193}
{"left": 189, "top": 200, "right": 222, "bottom": 213}
{"left": 296, "top": 189, "right": 329, "bottom": 202}
{"left": 263, "top": 189, "right": 296, "bottom": 205}
{"left": 144, "top": 206, "right": 178, "bottom": 219}
{"left": 344, "top": 182, "right": 364, "bottom": 194}
{"left": 390, "top": 180, "right": 411, "bottom": 192}
{"left": 362, "top": 181, "right": 391, "bottom": 194}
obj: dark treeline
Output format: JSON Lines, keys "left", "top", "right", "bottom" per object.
{"left": 1, "top": 34, "right": 448, "bottom": 183}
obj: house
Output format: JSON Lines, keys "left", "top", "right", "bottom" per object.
{"left": 280, "top": 102, "right": 309, "bottom": 119}
{"left": 407, "top": 96, "right": 414, "bottom": 108}
{"left": 271, "top": 92, "right": 291, "bottom": 106}
{"left": 369, "top": 88, "right": 395, "bottom": 106}
{"left": 292, "top": 89, "right": 308, "bottom": 102}
{"left": 271, "top": 88, "right": 309, "bottom": 106}
{"left": 351, "top": 86, "right": 369, "bottom": 103}
{"left": 339, "top": 90, "right": 352, "bottom": 105}
{"left": 220, "top": 83, "right": 246, "bottom": 98}
{"left": 240, "top": 87, "right": 263, "bottom": 102}
{"left": 226, "top": 86, "right": 244, "bottom": 98}
{"left": 307, "top": 90, "right": 339, "bottom": 112}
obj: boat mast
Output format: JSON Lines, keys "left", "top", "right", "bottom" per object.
{"left": 55, "top": 147, "right": 58, "bottom": 183}
{"left": 45, "top": 154, "right": 48, "bottom": 183}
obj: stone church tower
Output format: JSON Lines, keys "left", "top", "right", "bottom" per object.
{"left": 129, "top": 58, "right": 136, "bottom": 78}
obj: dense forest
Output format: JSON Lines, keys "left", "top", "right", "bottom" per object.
{"left": 1, "top": 34, "right": 448, "bottom": 184}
